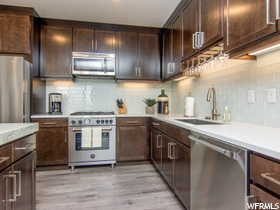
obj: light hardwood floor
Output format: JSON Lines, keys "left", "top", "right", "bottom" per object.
{"left": 36, "top": 164, "right": 185, "bottom": 210}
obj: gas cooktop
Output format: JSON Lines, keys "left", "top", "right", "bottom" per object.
{"left": 70, "top": 111, "right": 115, "bottom": 116}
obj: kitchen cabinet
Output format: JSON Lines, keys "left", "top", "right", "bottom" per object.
{"left": 151, "top": 120, "right": 191, "bottom": 209}
{"left": 73, "top": 28, "right": 94, "bottom": 52}
{"left": 33, "top": 118, "right": 68, "bottom": 166}
{"left": 0, "top": 14, "right": 32, "bottom": 55}
{"left": 117, "top": 31, "right": 161, "bottom": 80}
{"left": 0, "top": 135, "right": 36, "bottom": 210}
{"left": 40, "top": 25, "right": 73, "bottom": 78}
{"left": 73, "top": 28, "right": 116, "bottom": 54}
{"left": 163, "top": 27, "right": 173, "bottom": 80}
{"left": 225, "top": 0, "right": 278, "bottom": 53}
{"left": 117, "top": 117, "right": 149, "bottom": 161}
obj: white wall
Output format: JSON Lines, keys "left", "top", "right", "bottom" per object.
{"left": 171, "top": 49, "right": 280, "bottom": 127}
{"left": 46, "top": 79, "right": 171, "bottom": 114}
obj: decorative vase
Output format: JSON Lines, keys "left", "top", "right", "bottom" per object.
{"left": 145, "top": 106, "right": 155, "bottom": 115}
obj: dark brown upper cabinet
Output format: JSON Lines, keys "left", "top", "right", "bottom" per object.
{"left": 40, "top": 25, "right": 73, "bottom": 78}
{"left": 138, "top": 33, "right": 161, "bottom": 80}
{"left": 73, "top": 28, "right": 94, "bottom": 52}
{"left": 163, "top": 27, "right": 173, "bottom": 80}
{"left": 225, "top": 0, "right": 278, "bottom": 53}
{"left": 95, "top": 30, "right": 116, "bottom": 54}
{"left": 117, "top": 31, "right": 161, "bottom": 81}
{"left": 0, "top": 14, "right": 32, "bottom": 55}
{"left": 73, "top": 28, "right": 116, "bottom": 54}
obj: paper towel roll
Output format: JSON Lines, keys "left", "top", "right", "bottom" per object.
{"left": 185, "top": 97, "right": 195, "bottom": 117}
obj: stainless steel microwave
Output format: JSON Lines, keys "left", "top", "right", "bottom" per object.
{"left": 72, "top": 52, "right": 115, "bottom": 77}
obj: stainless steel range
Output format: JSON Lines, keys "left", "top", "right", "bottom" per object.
{"left": 69, "top": 112, "right": 116, "bottom": 170}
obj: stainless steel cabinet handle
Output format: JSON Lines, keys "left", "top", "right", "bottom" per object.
{"left": 276, "top": 0, "right": 280, "bottom": 20}
{"left": 152, "top": 122, "right": 160, "bottom": 126}
{"left": 195, "top": 32, "right": 200, "bottom": 49}
{"left": 15, "top": 147, "right": 27, "bottom": 150}
{"left": 41, "top": 122, "right": 57, "bottom": 125}
{"left": 170, "top": 143, "right": 176, "bottom": 160}
{"left": 167, "top": 143, "right": 171, "bottom": 159}
{"left": 138, "top": 67, "right": 142, "bottom": 77}
{"left": 192, "top": 33, "right": 196, "bottom": 49}
{"left": 156, "top": 135, "right": 162, "bottom": 149}
{"left": 266, "top": 0, "right": 275, "bottom": 24}
{"left": 126, "top": 121, "right": 140, "bottom": 124}
{"left": 189, "top": 135, "right": 233, "bottom": 159}
{"left": 14, "top": 171, "right": 22, "bottom": 197}
{"left": 4, "top": 174, "right": 17, "bottom": 202}
{"left": 261, "top": 173, "right": 280, "bottom": 186}
{"left": 135, "top": 67, "right": 138, "bottom": 76}
{"left": 0, "top": 157, "right": 10, "bottom": 164}
{"left": 199, "top": 32, "right": 205, "bottom": 48}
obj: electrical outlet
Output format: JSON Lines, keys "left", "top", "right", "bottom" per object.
{"left": 248, "top": 90, "right": 256, "bottom": 104}
{"left": 267, "top": 88, "right": 277, "bottom": 103}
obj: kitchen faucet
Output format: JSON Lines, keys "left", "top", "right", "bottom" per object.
{"left": 206, "top": 87, "right": 220, "bottom": 120}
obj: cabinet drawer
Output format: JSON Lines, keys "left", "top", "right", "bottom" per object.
{"left": 117, "top": 117, "right": 147, "bottom": 126}
{"left": 151, "top": 119, "right": 190, "bottom": 147}
{"left": 33, "top": 118, "right": 68, "bottom": 128}
{"left": 0, "top": 144, "right": 12, "bottom": 172}
{"left": 13, "top": 134, "right": 36, "bottom": 162}
{"left": 251, "top": 154, "right": 280, "bottom": 196}
{"left": 250, "top": 185, "right": 280, "bottom": 205}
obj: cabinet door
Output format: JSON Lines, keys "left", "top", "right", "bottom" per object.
{"left": 200, "top": 0, "right": 223, "bottom": 49}
{"left": 117, "top": 126, "right": 149, "bottom": 161}
{"left": 37, "top": 127, "right": 68, "bottom": 166}
{"left": 174, "top": 143, "right": 191, "bottom": 210}
{"left": 95, "top": 30, "right": 116, "bottom": 54}
{"left": 0, "top": 14, "right": 31, "bottom": 54}
{"left": 182, "top": 0, "right": 199, "bottom": 59}
{"left": 161, "top": 135, "right": 175, "bottom": 187}
{"left": 40, "top": 25, "right": 73, "bottom": 78}
{"left": 0, "top": 166, "right": 13, "bottom": 210}
{"left": 117, "top": 31, "right": 139, "bottom": 79}
{"left": 13, "top": 152, "right": 36, "bottom": 210}
{"left": 173, "top": 15, "right": 183, "bottom": 63}
{"left": 73, "top": 28, "right": 94, "bottom": 52}
{"left": 163, "top": 28, "right": 173, "bottom": 80}
{"left": 138, "top": 33, "right": 161, "bottom": 80}
{"left": 151, "top": 129, "right": 162, "bottom": 169}
{"left": 225, "top": 0, "right": 278, "bottom": 52}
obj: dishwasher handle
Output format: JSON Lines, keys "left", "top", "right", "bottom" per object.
{"left": 189, "top": 135, "right": 233, "bottom": 159}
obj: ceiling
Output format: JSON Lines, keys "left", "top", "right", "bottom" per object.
{"left": 0, "top": 0, "right": 181, "bottom": 27}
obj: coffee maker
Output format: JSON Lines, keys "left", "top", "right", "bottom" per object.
{"left": 49, "top": 93, "right": 62, "bottom": 114}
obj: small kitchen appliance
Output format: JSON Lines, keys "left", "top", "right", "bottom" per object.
{"left": 157, "top": 89, "right": 169, "bottom": 114}
{"left": 48, "top": 93, "right": 62, "bottom": 114}
{"left": 69, "top": 111, "right": 116, "bottom": 170}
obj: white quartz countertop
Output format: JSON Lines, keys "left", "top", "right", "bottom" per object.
{"left": 31, "top": 113, "right": 280, "bottom": 160}
{"left": 0, "top": 123, "right": 39, "bottom": 147}
{"left": 152, "top": 115, "right": 280, "bottom": 160}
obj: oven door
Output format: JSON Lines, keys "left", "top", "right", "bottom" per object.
{"left": 69, "top": 126, "right": 116, "bottom": 164}
{"left": 72, "top": 53, "right": 115, "bottom": 76}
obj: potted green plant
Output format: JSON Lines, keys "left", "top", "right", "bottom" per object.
{"left": 143, "top": 98, "right": 157, "bottom": 114}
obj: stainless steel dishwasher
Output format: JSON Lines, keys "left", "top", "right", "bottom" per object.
{"left": 189, "top": 132, "right": 248, "bottom": 210}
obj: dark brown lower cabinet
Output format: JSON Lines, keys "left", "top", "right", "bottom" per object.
{"left": 151, "top": 127, "right": 191, "bottom": 209}
{"left": 117, "top": 125, "right": 149, "bottom": 161}
{"left": 0, "top": 166, "right": 13, "bottom": 210}
{"left": 13, "top": 152, "right": 36, "bottom": 210}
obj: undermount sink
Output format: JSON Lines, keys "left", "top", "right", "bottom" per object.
{"left": 175, "top": 119, "right": 222, "bottom": 125}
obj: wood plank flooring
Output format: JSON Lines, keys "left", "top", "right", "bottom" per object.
{"left": 36, "top": 164, "right": 185, "bottom": 210}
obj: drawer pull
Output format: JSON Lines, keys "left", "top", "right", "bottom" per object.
{"left": 15, "top": 147, "right": 27, "bottom": 150}
{"left": 4, "top": 174, "right": 17, "bottom": 202}
{"left": 126, "top": 121, "right": 140, "bottom": 124}
{"left": 0, "top": 157, "right": 10, "bottom": 164}
{"left": 261, "top": 173, "right": 280, "bottom": 186}
{"left": 152, "top": 122, "right": 160, "bottom": 126}
{"left": 14, "top": 171, "right": 22, "bottom": 197}
{"left": 41, "top": 122, "right": 57, "bottom": 125}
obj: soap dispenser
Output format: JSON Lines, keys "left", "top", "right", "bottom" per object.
{"left": 223, "top": 106, "right": 231, "bottom": 123}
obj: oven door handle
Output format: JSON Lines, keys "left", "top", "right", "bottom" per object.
{"left": 71, "top": 127, "right": 113, "bottom": 132}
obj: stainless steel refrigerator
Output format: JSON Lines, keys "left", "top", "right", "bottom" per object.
{"left": 0, "top": 56, "right": 31, "bottom": 123}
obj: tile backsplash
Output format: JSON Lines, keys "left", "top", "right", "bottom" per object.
{"left": 46, "top": 79, "right": 171, "bottom": 114}
{"left": 171, "top": 49, "right": 280, "bottom": 127}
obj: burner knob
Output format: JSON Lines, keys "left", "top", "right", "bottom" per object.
{"left": 105, "top": 120, "right": 109, "bottom": 124}
{"left": 109, "top": 120, "right": 113, "bottom": 124}
{"left": 101, "top": 120, "right": 104, "bottom": 124}
{"left": 96, "top": 120, "right": 100, "bottom": 124}
{"left": 78, "top": 120, "right": 83, "bottom": 124}
{"left": 71, "top": 120, "right": 76, "bottom": 125}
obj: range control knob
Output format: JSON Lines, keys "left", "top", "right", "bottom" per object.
{"left": 71, "top": 120, "right": 76, "bottom": 125}
{"left": 105, "top": 120, "right": 109, "bottom": 124}
{"left": 78, "top": 120, "right": 83, "bottom": 124}
{"left": 96, "top": 120, "right": 100, "bottom": 124}
{"left": 109, "top": 120, "right": 113, "bottom": 124}
{"left": 101, "top": 120, "right": 104, "bottom": 124}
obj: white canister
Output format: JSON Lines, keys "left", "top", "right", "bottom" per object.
{"left": 184, "top": 97, "right": 195, "bottom": 117}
